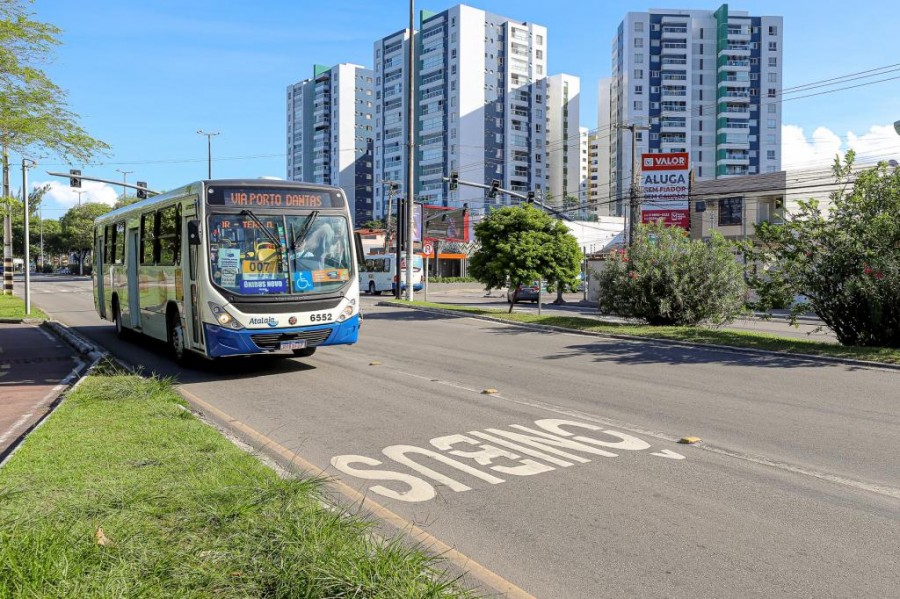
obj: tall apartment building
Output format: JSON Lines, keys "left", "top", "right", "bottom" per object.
{"left": 372, "top": 4, "right": 548, "bottom": 219}
{"left": 546, "top": 74, "right": 582, "bottom": 209}
{"left": 589, "top": 77, "right": 614, "bottom": 217}
{"left": 609, "top": 5, "right": 783, "bottom": 216}
{"left": 286, "top": 63, "right": 375, "bottom": 224}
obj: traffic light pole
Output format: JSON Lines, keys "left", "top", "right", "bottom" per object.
{"left": 442, "top": 176, "right": 574, "bottom": 221}
{"left": 45, "top": 172, "right": 161, "bottom": 196}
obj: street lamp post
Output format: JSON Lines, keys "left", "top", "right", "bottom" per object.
{"left": 115, "top": 169, "right": 133, "bottom": 202}
{"left": 22, "top": 158, "right": 36, "bottom": 315}
{"left": 197, "top": 130, "right": 220, "bottom": 179}
{"left": 74, "top": 190, "right": 85, "bottom": 207}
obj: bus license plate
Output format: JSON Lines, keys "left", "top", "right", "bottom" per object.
{"left": 280, "top": 340, "right": 307, "bottom": 350}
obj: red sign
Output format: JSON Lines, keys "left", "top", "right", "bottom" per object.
{"left": 641, "top": 209, "right": 690, "bottom": 227}
{"left": 642, "top": 152, "right": 689, "bottom": 171}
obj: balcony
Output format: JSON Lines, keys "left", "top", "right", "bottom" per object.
{"left": 718, "top": 74, "right": 750, "bottom": 87}
{"left": 661, "top": 102, "right": 687, "bottom": 113}
{"left": 661, "top": 25, "right": 688, "bottom": 39}
{"left": 726, "top": 26, "right": 751, "bottom": 42}
{"left": 719, "top": 59, "right": 750, "bottom": 72}
{"left": 661, "top": 57, "right": 688, "bottom": 69}
{"left": 660, "top": 117, "right": 687, "bottom": 129}
{"left": 661, "top": 42, "right": 687, "bottom": 56}
{"left": 719, "top": 102, "right": 750, "bottom": 118}
{"left": 721, "top": 89, "right": 751, "bottom": 103}
{"left": 719, "top": 44, "right": 750, "bottom": 58}
{"left": 661, "top": 72, "right": 688, "bottom": 84}
{"left": 717, "top": 150, "right": 750, "bottom": 165}
{"left": 661, "top": 86, "right": 687, "bottom": 98}
{"left": 718, "top": 120, "right": 750, "bottom": 130}
{"left": 660, "top": 134, "right": 687, "bottom": 147}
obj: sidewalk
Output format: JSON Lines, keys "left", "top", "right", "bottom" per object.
{"left": 0, "top": 323, "right": 82, "bottom": 461}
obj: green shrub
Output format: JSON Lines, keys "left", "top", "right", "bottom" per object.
{"left": 428, "top": 276, "right": 478, "bottom": 283}
{"left": 750, "top": 152, "right": 899, "bottom": 347}
{"left": 596, "top": 223, "right": 747, "bottom": 326}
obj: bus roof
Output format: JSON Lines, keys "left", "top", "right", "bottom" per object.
{"left": 94, "top": 179, "right": 346, "bottom": 225}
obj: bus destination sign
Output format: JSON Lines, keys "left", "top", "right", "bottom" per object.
{"left": 207, "top": 187, "right": 345, "bottom": 209}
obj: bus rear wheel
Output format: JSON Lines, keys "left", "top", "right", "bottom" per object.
{"left": 112, "top": 299, "right": 127, "bottom": 339}
{"left": 292, "top": 347, "right": 317, "bottom": 358}
{"left": 368, "top": 281, "right": 380, "bottom": 296}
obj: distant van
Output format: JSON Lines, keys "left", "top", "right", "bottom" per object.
{"left": 359, "top": 254, "right": 424, "bottom": 295}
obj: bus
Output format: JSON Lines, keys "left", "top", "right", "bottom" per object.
{"left": 359, "top": 253, "right": 424, "bottom": 295}
{"left": 92, "top": 179, "right": 360, "bottom": 363}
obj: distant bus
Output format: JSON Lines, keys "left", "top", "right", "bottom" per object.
{"left": 92, "top": 179, "right": 360, "bottom": 363}
{"left": 359, "top": 253, "right": 424, "bottom": 295}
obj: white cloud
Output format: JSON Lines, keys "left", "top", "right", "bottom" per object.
{"left": 782, "top": 123, "right": 900, "bottom": 170}
{"left": 33, "top": 180, "right": 119, "bottom": 208}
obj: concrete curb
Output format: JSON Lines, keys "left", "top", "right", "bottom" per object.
{"left": 376, "top": 301, "right": 900, "bottom": 373}
{"left": 42, "top": 320, "right": 105, "bottom": 364}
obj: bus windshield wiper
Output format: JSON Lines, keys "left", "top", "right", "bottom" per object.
{"left": 240, "top": 209, "right": 283, "bottom": 253}
{"left": 289, "top": 211, "right": 319, "bottom": 251}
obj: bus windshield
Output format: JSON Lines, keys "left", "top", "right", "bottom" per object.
{"left": 208, "top": 212, "right": 351, "bottom": 296}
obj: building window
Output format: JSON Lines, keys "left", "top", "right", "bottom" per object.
{"left": 768, "top": 104, "right": 777, "bottom": 114}
{"left": 718, "top": 197, "right": 743, "bottom": 226}
{"left": 767, "top": 88, "right": 776, "bottom": 98}
{"left": 769, "top": 56, "right": 777, "bottom": 67}
{"left": 634, "top": 85, "right": 643, "bottom": 95}
{"left": 768, "top": 41, "right": 777, "bottom": 51}
{"left": 634, "top": 68, "right": 643, "bottom": 79}
{"left": 767, "top": 150, "right": 776, "bottom": 160}
{"left": 766, "top": 134, "right": 776, "bottom": 144}
{"left": 767, "top": 119, "right": 776, "bottom": 129}
{"left": 768, "top": 25, "right": 778, "bottom": 36}
{"left": 633, "top": 100, "right": 643, "bottom": 110}
{"left": 536, "top": 49, "right": 543, "bottom": 59}
{"left": 768, "top": 72, "right": 777, "bottom": 83}
{"left": 536, "top": 34, "right": 544, "bottom": 45}
{"left": 634, "top": 21, "right": 644, "bottom": 32}
{"left": 635, "top": 53, "right": 644, "bottom": 63}
{"left": 634, "top": 37, "right": 643, "bottom": 48}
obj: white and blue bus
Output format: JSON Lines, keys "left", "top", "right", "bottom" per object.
{"left": 92, "top": 179, "right": 360, "bottom": 362}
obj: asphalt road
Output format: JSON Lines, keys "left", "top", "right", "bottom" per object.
{"left": 24, "top": 276, "right": 900, "bottom": 598}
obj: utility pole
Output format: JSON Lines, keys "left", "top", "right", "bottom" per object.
{"left": 74, "top": 190, "right": 86, "bottom": 207}
{"left": 3, "top": 151, "right": 12, "bottom": 295}
{"left": 383, "top": 181, "right": 396, "bottom": 252}
{"left": 404, "top": 0, "right": 416, "bottom": 301}
{"left": 616, "top": 123, "right": 649, "bottom": 246}
{"left": 197, "top": 130, "right": 220, "bottom": 179}
{"left": 115, "top": 169, "right": 133, "bottom": 202}
{"left": 22, "top": 158, "right": 36, "bottom": 314}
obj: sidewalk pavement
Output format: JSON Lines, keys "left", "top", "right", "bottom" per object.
{"left": 0, "top": 323, "right": 82, "bottom": 462}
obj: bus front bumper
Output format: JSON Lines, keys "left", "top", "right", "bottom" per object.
{"left": 203, "top": 314, "right": 360, "bottom": 358}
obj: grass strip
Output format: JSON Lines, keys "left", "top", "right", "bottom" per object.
{"left": 0, "top": 373, "right": 474, "bottom": 598}
{"left": 0, "top": 295, "right": 48, "bottom": 320}
{"left": 389, "top": 300, "right": 900, "bottom": 366}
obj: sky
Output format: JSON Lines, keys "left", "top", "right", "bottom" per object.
{"left": 21, "top": 0, "right": 900, "bottom": 220}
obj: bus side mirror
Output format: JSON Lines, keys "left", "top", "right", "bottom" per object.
{"left": 187, "top": 220, "right": 201, "bottom": 245}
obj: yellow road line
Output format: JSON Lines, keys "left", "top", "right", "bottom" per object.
{"left": 179, "top": 387, "right": 536, "bottom": 599}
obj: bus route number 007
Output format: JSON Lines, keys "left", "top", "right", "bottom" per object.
{"left": 310, "top": 313, "right": 333, "bottom": 323}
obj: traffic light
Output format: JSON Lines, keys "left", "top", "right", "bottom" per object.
{"left": 526, "top": 190, "right": 535, "bottom": 203}
{"left": 449, "top": 170, "right": 459, "bottom": 191}
{"left": 69, "top": 169, "right": 81, "bottom": 188}
{"left": 487, "top": 179, "right": 500, "bottom": 199}
{"left": 136, "top": 181, "right": 148, "bottom": 199}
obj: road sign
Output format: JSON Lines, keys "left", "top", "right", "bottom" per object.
{"left": 422, "top": 243, "right": 434, "bottom": 256}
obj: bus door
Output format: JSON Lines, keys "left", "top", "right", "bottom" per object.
{"left": 183, "top": 211, "right": 204, "bottom": 350}
{"left": 125, "top": 226, "right": 141, "bottom": 330}
{"left": 94, "top": 229, "right": 106, "bottom": 318}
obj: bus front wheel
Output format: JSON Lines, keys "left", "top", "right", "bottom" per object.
{"left": 368, "top": 281, "right": 380, "bottom": 296}
{"left": 112, "top": 299, "right": 127, "bottom": 339}
{"left": 167, "top": 312, "right": 190, "bottom": 366}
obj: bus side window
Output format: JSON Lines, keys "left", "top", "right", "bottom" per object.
{"left": 104, "top": 225, "right": 113, "bottom": 263}
{"left": 365, "top": 259, "right": 375, "bottom": 271}
{"left": 115, "top": 222, "right": 125, "bottom": 265}
{"left": 382, "top": 259, "right": 390, "bottom": 273}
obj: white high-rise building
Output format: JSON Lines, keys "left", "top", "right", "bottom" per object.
{"left": 286, "top": 63, "right": 375, "bottom": 224}
{"left": 372, "top": 4, "right": 548, "bottom": 219}
{"left": 590, "top": 77, "right": 613, "bottom": 217}
{"left": 610, "top": 6, "right": 783, "bottom": 216}
{"left": 546, "top": 74, "right": 582, "bottom": 209}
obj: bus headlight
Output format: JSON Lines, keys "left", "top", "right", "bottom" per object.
{"left": 208, "top": 302, "right": 244, "bottom": 330}
{"left": 337, "top": 305, "right": 355, "bottom": 322}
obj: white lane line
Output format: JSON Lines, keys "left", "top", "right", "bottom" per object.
{"left": 390, "top": 367, "right": 900, "bottom": 500}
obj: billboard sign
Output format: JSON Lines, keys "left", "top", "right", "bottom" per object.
{"left": 640, "top": 152, "right": 690, "bottom": 230}
{"left": 423, "top": 205, "right": 469, "bottom": 241}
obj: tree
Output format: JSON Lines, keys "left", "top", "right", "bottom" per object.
{"left": 468, "top": 205, "right": 582, "bottom": 310}
{"left": 361, "top": 219, "right": 385, "bottom": 230}
{"left": 596, "top": 222, "right": 747, "bottom": 326}
{"left": 1, "top": 1, "right": 109, "bottom": 291}
{"left": 750, "top": 151, "right": 899, "bottom": 347}
{"left": 59, "top": 202, "right": 109, "bottom": 275}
